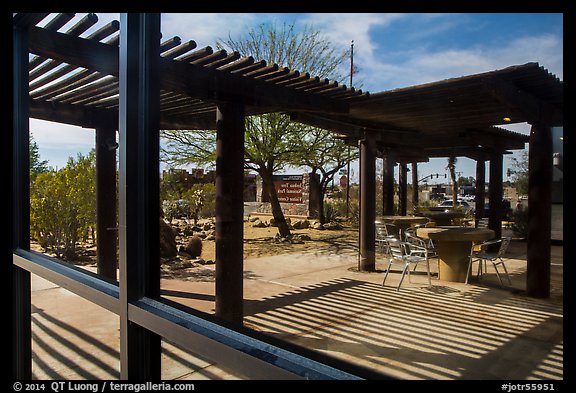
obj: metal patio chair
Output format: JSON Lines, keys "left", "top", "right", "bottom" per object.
{"left": 382, "top": 237, "right": 431, "bottom": 291}
{"left": 405, "top": 225, "right": 439, "bottom": 262}
{"left": 376, "top": 223, "right": 396, "bottom": 255}
{"left": 466, "top": 236, "right": 512, "bottom": 286}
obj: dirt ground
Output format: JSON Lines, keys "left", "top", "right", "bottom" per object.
{"left": 31, "top": 217, "right": 360, "bottom": 276}
{"left": 210, "top": 219, "right": 358, "bottom": 261}
{"left": 166, "top": 217, "right": 358, "bottom": 269}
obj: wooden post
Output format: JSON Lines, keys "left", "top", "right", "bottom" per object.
{"left": 118, "top": 13, "right": 162, "bottom": 380}
{"left": 411, "top": 162, "right": 419, "bottom": 210}
{"left": 398, "top": 162, "right": 407, "bottom": 215}
{"left": 95, "top": 127, "right": 118, "bottom": 281}
{"left": 359, "top": 134, "right": 376, "bottom": 271}
{"left": 474, "top": 159, "right": 486, "bottom": 226}
{"left": 382, "top": 155, "right": 395, "bottom": 216}
{"left": 215, "top": 102, "right": 245, "bottom": 324}
{"left": 488, "top": 152, "right": 503, "bottom": 240}
{"left": 527, "top": 120, "right": 552, "bottom": 298}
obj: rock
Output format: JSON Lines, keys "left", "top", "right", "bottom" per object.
{"left": 205, "top": 234, "right": 215, "bottom": 241}
{"left": 181, "top": 226, "right": 195, "bottom": 236}
{"left": 252, "top": 219, "right": 267, "bottom": 228}
{"left": 312, "top": 222, "right": 324, "bottom": 230}
{"left": 270, "top": 217, "right": 291, "bottom": 227}
{"left": 185, "top": 235, "right": 203, "bottom": 258}
{"left": 290, "top": 235, "right": 305, "bottom": 244}
{"left": 160, "top": 218, "right": 178, "bottom": 258}
{"left": 323, "top": 221, "right": 342, "bottom": 230}
{"left": 292, "top": 219, "right": 310, "bottom": 229}
{"left": 249, "top": 216, "right": 259, "bottom": 222}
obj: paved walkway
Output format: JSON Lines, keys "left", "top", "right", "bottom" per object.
{"left": 30, "top": 239, "right": 563, "bottom": 380}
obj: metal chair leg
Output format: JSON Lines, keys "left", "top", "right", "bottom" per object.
{"left": 382, "top": 259, "right": 394, "bottom": 287}
{"left": 397, "top": 264, "right": 410, "bottom": 291}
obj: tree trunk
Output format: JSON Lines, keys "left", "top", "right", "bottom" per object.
{"left": 260, "top": 169, "right": 291, "bottom": 237}
{"left": 309, "top": 172, "right": 324, "bottom": 223}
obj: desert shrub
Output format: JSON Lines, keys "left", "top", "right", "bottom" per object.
{"left": 185, "top": 235, "right": 203, "bottom": 258}
{"left": 323, "top": 201, "right": 338, "bottom": 223}
{"left": 187, "top": 183, "right": 216, "bottom": 219}
{"left": 30, "top": 152, "right": 96, "bottom": 260}
{"left": 510, "top": 208, "right": 529, "bottom": 238}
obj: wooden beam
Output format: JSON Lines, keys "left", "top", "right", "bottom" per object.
{"left": 291, "top": 112, "right": 419, "bottom": 136}
{"left": 465, "top": 128, "right": 525, "bottom": 151}
{"left": 483, "top": 76, "right": 562, "bottom": 125}
{"left": 30, "top": 99, "right": 117, "bottom": 129}
{"left": 29, "top": 26, "right": 119, "bottom": 76}
{"left": 28, "top": 26, "right": 349, "bottom": 116}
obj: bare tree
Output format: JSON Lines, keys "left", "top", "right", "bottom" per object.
{"left": 162, "top": 22, "right": 351, "bottom": 237}
{"left": 294, "top": 128, "right": 358, "bottom": 223}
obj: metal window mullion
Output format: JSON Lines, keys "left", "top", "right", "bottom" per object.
{"left": 118, "top": 13, "right": 161, "bottom": 380}
{"left": 13, "top": 249, "right": 120, "bottom": 314}
{"left": 129, "top": 297, "right": 369, "bottom": 380}
{"left": 13, "top": 21, "right": 32, "bottom": 380}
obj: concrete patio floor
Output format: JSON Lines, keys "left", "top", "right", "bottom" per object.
{"left": 30, "top": 239, "right": 563, "bottom": 380}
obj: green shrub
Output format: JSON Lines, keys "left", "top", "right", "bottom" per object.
{"left": 510, "top": 208, "right": 529, "bottom": 238}
{"left": 30, "top": 152, "right": 96, "bottom": 260}
{"left": 323, "top": 201, "right": 338, "bottom": 223}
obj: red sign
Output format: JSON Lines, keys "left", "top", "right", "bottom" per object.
{"left": 340, "top": 175, "right": 348, "bottom": 188}
{"left": 274, "top": 175, "right": 303, "bottom": 203}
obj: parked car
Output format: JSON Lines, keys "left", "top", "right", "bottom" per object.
{"left": 437, "top": 199, "right": 473, "bottom": 212}
{"left": 483, "top": 200, "right": 513, "bottom": 219}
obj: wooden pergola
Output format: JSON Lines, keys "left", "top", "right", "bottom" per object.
{"left": 13, "top": 13, "right": 562, "bottom": 379}
{"left": 291, "top": 62, "right": 562, "bottom": 287}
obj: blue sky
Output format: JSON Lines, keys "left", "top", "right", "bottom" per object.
{"left": 30, "top": 12, "right": 563, "bottom": 183}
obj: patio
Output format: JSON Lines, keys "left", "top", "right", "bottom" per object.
{"left": 30, "top": 238, "right": 563, "bottom": 380}
{"left": 14, "top": 13, "right": 562, "bottom": 379}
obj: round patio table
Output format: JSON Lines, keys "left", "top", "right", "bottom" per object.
{"left": 376, "top": 215, "right": 429, "bottom": 239}
{"left": 417, "top": 208, "right": 468, "bottom": 226}
{"left": 416, "top": 226, "right": 495, "bottom": 282}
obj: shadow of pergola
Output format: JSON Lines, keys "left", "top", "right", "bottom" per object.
{"left": 243, "top": 277, "right": 563, "bottom": 380}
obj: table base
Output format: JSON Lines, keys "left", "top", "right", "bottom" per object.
{"left": 437, "top": 241, "right": 471, "bottom": 282}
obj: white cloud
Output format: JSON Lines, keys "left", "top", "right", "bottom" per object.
{"left": 161, "top": 13, "right": 259, "bottom": 48}
{"left": 362, "top": 32, "right": 563, "bottom": 91}
{"left": 300, "top": 13, "right": 404, "bottom": 48}
{"left": 30, "top": 120, "right": 96, "bottom": 169}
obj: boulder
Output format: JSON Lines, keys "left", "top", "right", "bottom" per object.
{"left": 252, "top": 219, "right": 268, "bottom": 228}
{"left": 323, "top": 221, "right": 343, "bottom": 230}
{"left": 292, "top": 219, "right": 310, "bottom": 229}
{"left": 159, "top": 218, "right": 178, "bottom": 258}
